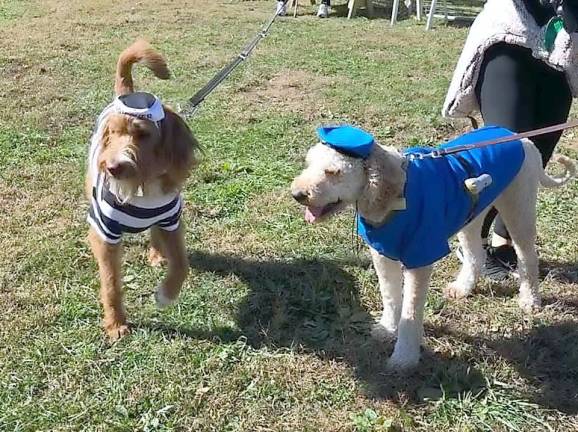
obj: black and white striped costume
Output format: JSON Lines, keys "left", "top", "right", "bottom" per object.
{"left": 87, "top": 94, "right": 182, "bottom": 244}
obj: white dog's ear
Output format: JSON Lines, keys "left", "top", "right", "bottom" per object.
{"left": 359, "top": 145, "right": 405, "bottom": 224}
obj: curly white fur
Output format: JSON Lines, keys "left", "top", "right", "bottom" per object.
{"left": 292, "top": 140, "right": 576, "bottom": 371}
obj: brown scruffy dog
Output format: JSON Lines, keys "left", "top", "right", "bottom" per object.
{"left": 86, "top": 40, "right": 199, "bottom": 340}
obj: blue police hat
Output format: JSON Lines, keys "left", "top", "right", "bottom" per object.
{"left": 317, "top": 125, "right": 375, "bottom": 159}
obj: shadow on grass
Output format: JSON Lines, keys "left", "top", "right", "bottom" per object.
{"left": 141, "top": 321, "right": 243, "bottom": 344}
{"left": 444, "top": 322, "right": 578, "bottom": 414}
{"left": 476, "top": 258, "right": 578, "bottom": 299}
{"left": 182, "top": 251, "right": 486, "bottom": 404}
{"left": 141, "top": 250, "right": 578, "bottom": 412}
{"left": 493, "top": 322, "right": 578, "bottom": 413}
{"left": 540, "top": 258, "right": 578, "bottom": 284}
{"left": 437, "top": 18, "right": 476, "bottom": 29}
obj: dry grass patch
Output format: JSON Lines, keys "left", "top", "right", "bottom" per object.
{"left": 237, "top": 69, "right": 338, "bottom": 121}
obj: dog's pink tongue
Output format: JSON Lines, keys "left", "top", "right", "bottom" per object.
{"left": 304, "top": 206, "right": 324, "bottom": 224}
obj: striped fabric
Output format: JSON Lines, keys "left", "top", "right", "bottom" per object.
{"left": 87, "top": 104, "right": 182, "bottom": 244}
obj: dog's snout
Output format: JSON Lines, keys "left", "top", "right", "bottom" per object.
{"left": 292, "top": 190, "right": 309, "bottom": 204}
{"left": 106, "top": 161, "right": 131, "bottom": 178}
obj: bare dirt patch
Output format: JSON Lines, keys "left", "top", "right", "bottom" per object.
{"left": 238, "top": 70, "right": 338, "bottom": 120}
{"left": 0, "top": 58, "right": 30, "bottom": 79}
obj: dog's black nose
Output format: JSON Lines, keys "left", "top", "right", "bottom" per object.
{"left": 292, "top": 190, "right": 308, "bottom": 203}
{"left": 106, "top": 162, "right": 129, "bottom": 178}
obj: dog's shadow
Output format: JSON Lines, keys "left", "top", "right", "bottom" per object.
{"left": 494, "top": 321, "right": 578, "bottom": 413}
{"left": 441, "top": 320, "right": 578, "bottom": 414}
{"left": 186, "top": 251, "right": 374, "bottom": 351}
{"left": 144, "top": 251, "right": 578, "bottom": 412}
{"left": 174, "top": 251, "right": 497, "bottom": 403}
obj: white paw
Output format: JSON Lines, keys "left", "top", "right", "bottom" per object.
{"left": 518, "top": 294, "right": 541, "bottom": 313}
{"left": 155, "top": 286, "right": 176, "bottom": 309}
{"left": 371, "top": 320, "right": 397, "bottom": 342}
{"left": 386, "top": 348, "right": 420, "bottom": 372}
{"left": 443, "top": 281, "right": 470, "bottom": 299}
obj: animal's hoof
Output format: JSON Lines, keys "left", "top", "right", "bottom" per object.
{"left": 148, "top": 247, "right": 167, "bottom": 267}
{"left": 106, "top": 324, "right": 130, "bottom": 341}
{"left": 444, "top": 281, "right": 469, "bottom": 299}
{"left": 371, "top": 321, "right": 397, "bottom": 342}
{"left": 155, "top": 286, "right": 176, "bottom": 309}
{"left": 518, "top": 295, "right": 541, "bottom": 313}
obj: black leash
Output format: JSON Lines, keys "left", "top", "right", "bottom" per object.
{"left": 409, "top": 119, "right": 578, "bottom": 160}
{"left": 352, "top": 202, "right": 362, "bottom": 259}
{"left": 180, "top": 0, "right": 288, "bottom": 119}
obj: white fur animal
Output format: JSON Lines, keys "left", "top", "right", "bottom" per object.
{"left": 291, "top": 136, "right": 575, "bottom": 370}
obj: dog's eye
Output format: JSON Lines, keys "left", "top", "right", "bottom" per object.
{"left": 325, "top": 167, "right": 341, "bottom": 176}
{"left": 129, "top": 120, "right": 154, "bottom": 138}
{"left": 136, "top": 129, "right": 151, "bottom": 138}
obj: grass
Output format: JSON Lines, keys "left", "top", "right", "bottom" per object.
{"left": 1, "top": 0, "right": 578, "bottom": 430}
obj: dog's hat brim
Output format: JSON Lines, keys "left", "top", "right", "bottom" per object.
{"left": 317, "top": 125, "right": 374, "bottom": 159}
{"left": 114, "top": 92, "right": 165, "bottom": 122}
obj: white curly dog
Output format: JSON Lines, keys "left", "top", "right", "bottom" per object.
{"left": 291, "top": 126, "right": 576, "bottom": 370}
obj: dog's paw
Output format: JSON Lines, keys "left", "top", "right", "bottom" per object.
{"left": 444, "top": 281, "right": 470, "bottom": 299}
{"left": 105, "top": 323, "right": 130, "bottom": 341}
{"left": 155, "top": 286, "right": 177, "bottom": 309}
{"left": 371, "top": 320, "right": 397, "bottom": 342}
{"left": 518, "top": 295, "right": 541, "bottom": 313}
{"left": 386, "top": 350, "right": 420, "bottom": 372}
{"left": 148, "top": 247, "right": 167, "bottom": 267}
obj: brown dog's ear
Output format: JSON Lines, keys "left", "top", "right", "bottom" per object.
{"left": 358, "top": 145, "right": 405, "bottom": 225}
{"left": 159, "top": 107, "right": 200, "bottom": 192}
{"left": 100, "top": 121, "right": 111, "bottom": 148}
{"left": 324, "top": 167, "right": 342, "bottom": 176}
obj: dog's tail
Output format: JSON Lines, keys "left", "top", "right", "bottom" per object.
{"left": 539, "top": 154, "right": 577, "bottom": 188}
{"left": 115, "top": 39, "right": 170, "bottom": 96}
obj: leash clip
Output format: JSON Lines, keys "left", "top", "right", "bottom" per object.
{"left": 179, "top": 103, "right": 199, "bottom": 119}
{"left": 405, "top": 153, "right": 422, "bottom": 161}
{"left": 405, "top": 149, "right": 444, "bottom": 161}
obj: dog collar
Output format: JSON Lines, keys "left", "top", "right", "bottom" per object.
{"left": 317, "top": 125, "right": 375, "bottom": 159}
{"left": 113, "top": 92, "right": 165, "bottom": 126}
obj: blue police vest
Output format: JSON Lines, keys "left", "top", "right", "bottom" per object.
{"left": 357, "top": 126, "right": 525, "bottom": 269}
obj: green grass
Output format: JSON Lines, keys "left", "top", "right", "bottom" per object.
{"left": 1, "top": 0, "right": 578, "bottom": 430}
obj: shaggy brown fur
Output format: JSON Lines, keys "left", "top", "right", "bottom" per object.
{"left": 86, "top": 40, "right": 199, "bottom": 341}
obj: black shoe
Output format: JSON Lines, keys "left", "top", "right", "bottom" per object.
{"left": 482, "top": 245, "right": 517, "bottom": 282}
